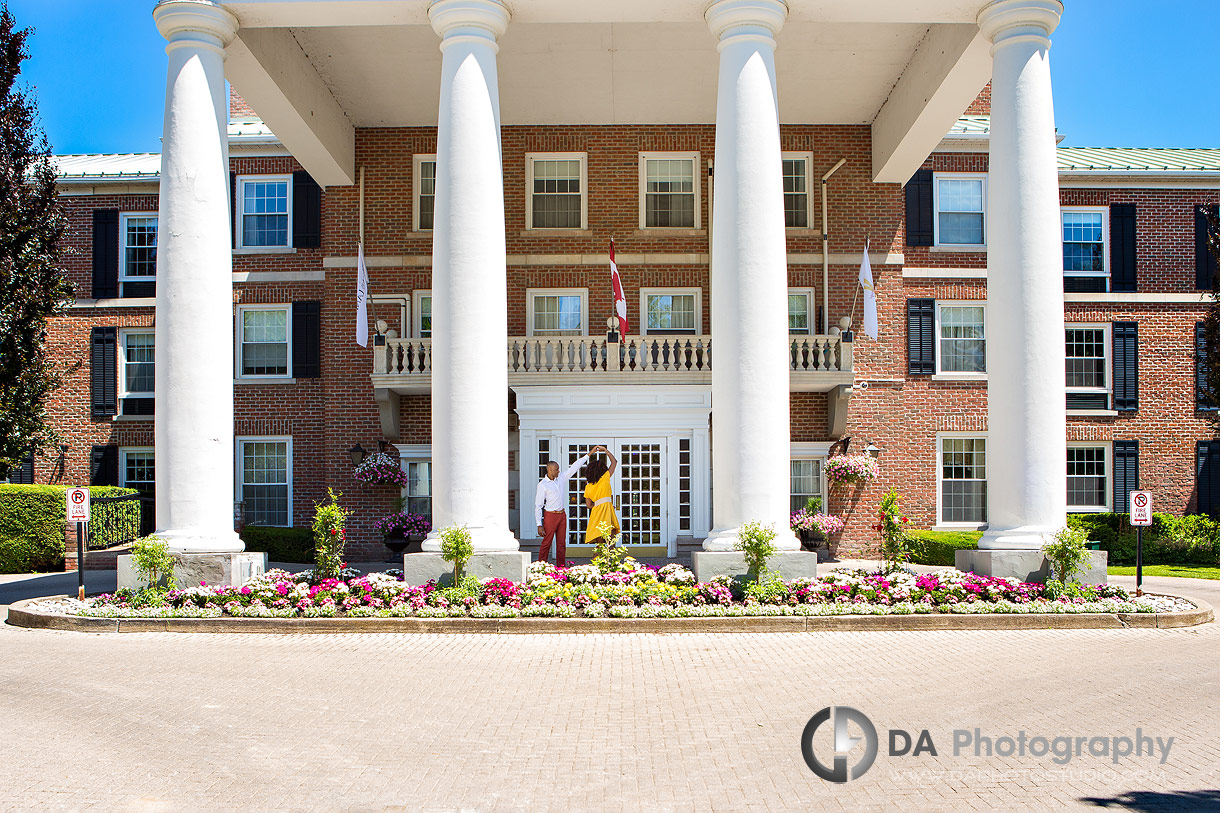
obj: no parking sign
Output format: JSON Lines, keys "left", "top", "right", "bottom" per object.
{"left": 1129, "top": 491, "right": 1152, "bottom": 526}
{"left": 66, "top": 487, "right": 90, "bottom": 522}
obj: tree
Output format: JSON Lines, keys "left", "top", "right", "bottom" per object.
{"left": 0, "top": 5, "right": 74, "bottom": 480}
{"left": 1201, "top": 206, "right": 1220, "bottom": 425}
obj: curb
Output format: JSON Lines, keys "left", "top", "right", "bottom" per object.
{"left": 5, "top": 596, "right": 1212, "bottom": 634}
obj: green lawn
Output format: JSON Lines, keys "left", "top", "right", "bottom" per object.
{"left": 1108, "top": 565, "right": 1220, "bottom": 580}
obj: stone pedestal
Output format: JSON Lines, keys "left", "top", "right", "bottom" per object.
{"left": 401, "top": 551, "right": 529, "bottom": 586}
{"left": 956, "top": 549, "right": 1108, "bottom": 584}
{"left": 117, "top": 552, "right": 268, "bottom": 591}
{"left": 691, "top": 551, "right": 818, "bottom": 583}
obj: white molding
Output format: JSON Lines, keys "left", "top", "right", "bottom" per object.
{"left": 1064, "top": 292, "right": 1213, "bottom": 304}
{"left": 787, "top": 287, "right": 815, "bottom": 335}
{"left": 639, "top": 287, "right": 702, "bottom": 335}
{"left": 902, "top": 267, "right": 987, "bottom": 279}
{"left": 1067, "top": 440, "right": 1113, "bottom": 513}
{"left": 525, "top": 287, "right": 588, "bottom": 336}
{"left": 525, "top": 152, "right": 587, "bottom": 231}
{"left": 323, "top": 251, "right": 905, "bottom": 268}
{"left": 639, "top": 152, "right": 701, "bottom": 230}
{"left": 71, "top": 298, "right": 156, "bottom": 309}
{"left": 233, "top": 270, "right": 325, "bottom": 283}
{"left": 395, "top": 443, "right": 432, "bottom": 459}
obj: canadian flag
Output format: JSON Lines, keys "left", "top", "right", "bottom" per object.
{"left": 609, "top": 239, "right": 629, "bottom": 335}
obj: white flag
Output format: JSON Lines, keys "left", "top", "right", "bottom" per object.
{"left": 356, "top": 242, "right": 370, "bottom": 347}
{"left": 859, "top": 245, "right": 878, "bottom": 340}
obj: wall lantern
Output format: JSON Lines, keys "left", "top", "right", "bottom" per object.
{"left": 864, "top": 442, "right": 882, "bottom": 459}
{"left": 348, "top": 443, "right": 368, "bottom": 467}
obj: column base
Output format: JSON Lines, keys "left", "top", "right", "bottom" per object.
{"left": 117, "top": 551, "right": 267, "bottom": 591}
{"left": 691, "top": 550, "right": 818, "bottom": 583}
{"left": 401, "top": 551, "right": 530, "bottom": 585}
{"left": 702, "top": 525, "right": 801, "bottom": 552}
{"left": 979, "top": 527, "right": 1059, "bottom": 551}
{"left": 956, "top": 549, "right": 1108, "bottom": 584}
{"left": 158, "top": 529, "right": 245, "bottom": 555}
{"left": 421, "top": 525, "right": 520, "bottom": 553}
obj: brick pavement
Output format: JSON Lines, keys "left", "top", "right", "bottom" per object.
{"left": 1, "top": 614, "right": 1218, "bottom": 811}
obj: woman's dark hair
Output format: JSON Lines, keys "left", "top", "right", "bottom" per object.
{"left": 584, "top": 453, "right": 609, "bottom": 486}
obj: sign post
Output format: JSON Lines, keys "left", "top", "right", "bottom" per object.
{"left": 1129, "top": 490, "right": 1153, "bottom": 597}
{"left": 65, "top": 488, "right": 90, "bottom": 601}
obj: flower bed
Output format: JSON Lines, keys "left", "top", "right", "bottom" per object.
{"left": 56, "top": 561, "right": 1187, "bottom": 620}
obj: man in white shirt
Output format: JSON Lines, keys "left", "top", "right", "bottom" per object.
{"left": 534, "top": 446, "right": 603, "bottom": 565}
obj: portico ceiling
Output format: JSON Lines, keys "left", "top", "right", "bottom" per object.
{"left": 218, "top": 0, "right": 995, "bottom": 186}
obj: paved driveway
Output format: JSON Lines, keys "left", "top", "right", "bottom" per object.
{"left": 1, "top": 567, "right": 1218, "bottom": 812}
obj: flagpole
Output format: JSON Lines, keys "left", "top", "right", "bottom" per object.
{"left": 358, "top": 165, "right": 365, "bottom": 248}
{"left": 849, "top": 237, "right": 868, "bottom": 328}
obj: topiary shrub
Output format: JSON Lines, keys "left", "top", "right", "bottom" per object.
{"left": 0, "top": 484, "right": 65, "bottom": 572}
{"left": 240, "top": 526, "right": 314, "bottom": 563}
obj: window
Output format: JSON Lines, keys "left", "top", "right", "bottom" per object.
{"left": 640, "top": 153, "right": 698, "bottom": 229}
{"left": 413, "top": 291, "right": 432, "bottom": 338}
{"left": 120, "top": 448, "right": 154, "bottom": 496}
{"left": 1067, "top": 444, "right": 1109, "bottom": 512}
{"left": 1062, "top": 208, "right": 1108, "bottom": 281}
{"left": 119, "top": 331, "right": 154, "bottom": 406}
{"left": 237, "top": 176, "right": 291, "bottom": 248}
{"left": 528, "top": 289, "right": 586, "bottom": 336}
{"left": 641, "top": 289, "right": 701, "bottom": 335}
{"left": 406, "top": 460, "right": 432, "bottom": 519}
{"left": 935, "top": 303, "right": 986, "bottom": 375}
{"left": 527, "top": 153, "right": 586, "bottom": 229}
{"left": 414, "top": 155, "right": 436, "bottom": 231}
{"left": 939, "top": 436, "right": 987, "bottom": 524}
{"left": 238, "top": 437, "right": 291, "bottom": 527}
{"left": 1065, "top": 325, "right": 1110, "bottom": 409}
{"left": 238, "top": 306, "right": 290, "bottom": 378}
{"left": 782, "top": 153, "right": 812, "bottom": 228}
{"left": 934, "top": 174, "right": 986, "bottom": 246}
{"left": 120, "top": 213, "right": 157, "bottom": 287}
{"left": 790, "top": 458, "right": 825, "bottom": 513}
{"left": 788, "top": 288, "right": 814, "bottom": 335}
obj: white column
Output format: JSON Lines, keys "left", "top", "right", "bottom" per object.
{"left": 152, "top": 1, "right": 242, "bottom": 553}
{"left": 703, "top": 0, "right": 800, "bottom": 551}
{"left": 422, "top": 0, "right": 518, "bottom": 552}
{"left": 978, "top": 0, "right": 1065, "bottom": 550}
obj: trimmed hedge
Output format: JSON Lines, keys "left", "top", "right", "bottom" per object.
{"left": 241, "top": 526, "right": 314, "bottom": 564}
{"left": 0, "top": 485, "right": 142, "bottom": 573}
{"left": 906, "top": 529, "right": 980, "bottom": 566}
{"left": 1067, "top": 513, "right": 1220, "bottom": 566}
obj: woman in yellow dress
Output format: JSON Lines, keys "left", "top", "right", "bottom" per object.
{"left": 583, "top": 445, "right": 620, "bottom": 545}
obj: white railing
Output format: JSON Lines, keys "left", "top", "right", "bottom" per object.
{"left": 374, "top": 333, "right": 851, "bottom": 381}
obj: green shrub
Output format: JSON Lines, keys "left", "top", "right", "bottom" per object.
{"left": 1068, "top": 513, "right": 1220, "bottom": 566}
{"left": 241, "top": 526, "right": 314, "bottom": 563}
{"left": 0, "top": 484, "right": 66, "bottom": 572}
{"left": 1043, "top": 526, "right": 1090, "bottom": 584}
{"left": 130, "top": 535, "right": 176, "bottom": 590}
{"left": 312, "top": 489, "right": 349, "bottom": 580}
{"left": 735, "top": 520, "right": 776, "bottom": 583}
{"left": 906, "top": 530, "right": 980, "bottom": 566}
{"left": 439, "top": 525, "right": 473, "bottom": 583}
{"left": 87, "top": 486, "right": 141, "bottom": 550}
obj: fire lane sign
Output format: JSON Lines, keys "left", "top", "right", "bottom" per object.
{"left": 1129, "top": 490, "right": 1152, "bottom": 526}
{"left": 66, "top": 487, "right": 90, "bottom": 522}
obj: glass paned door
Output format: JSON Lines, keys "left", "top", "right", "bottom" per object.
{"left": 561, "top": 439, "right": 667, "bottom": 549}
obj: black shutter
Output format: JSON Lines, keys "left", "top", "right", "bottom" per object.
{"left": 121, "top": 397, "right": 155, "bottom": 416}
{"left": 905, "top": 169, "right": 934, "bottom": 247}
{"left": 1112, "top": 321, "right": 1138, "bottom": 411}
{"left": 91, "top": 209, "right": 119, "bottom": 299}
{"left": 1198, "top": 322, "right": 1217, "bottom": 411}
{"left": 1110, "top": 203, "right": 1137, "bottom": 293}
{"left": 1195, "top": 204, "right": 1218, "bottom": 291}
{"left": 1064, "top": 276, "right": 1108, "bottom": 294}
{"left": 90, "top": 327, "right": 118, "bottom": 418}
{"left": 906, "top": 298, "right": 935, "bottom": 375}
{"left": 292, "top": 301, "right": 321, "bottom": 378}
{"left": 1113, "top": 440, "right": 1139, "bottom": 514}
{"left": 230, "top": 171, "right": 238, "bottom": 248}
{"left": 1198, "top": 440, "right": 1220, "bottom": 517}
{"left": 90, "top": 445, "right": 118, "bottom": 487}
{"left": 9, "top": 448, "right": 34, "bottom": 484}
{"left": 292, "top": 170, "right": 322, "bottom": 248}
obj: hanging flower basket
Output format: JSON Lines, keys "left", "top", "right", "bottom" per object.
{"left": 825, "top": 453, "right": 879, "bottom": 487}
{"left": 354, "top": 451, "right": 409, "bottom": 487}
{"left": 373, "top": 511, "right": 430, "bottom": 539}
{"left": 790, "top": 509, "right": 845, "bottom": 539}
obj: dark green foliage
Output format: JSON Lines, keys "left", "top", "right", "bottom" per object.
{"left": 0, "top": 484, "right": 140, "bottom": 572}
{"left": 0, "top": 7, "right": 75, "bottom": 477}
{"left": 905, "top": 529, "right": 980, "bottom": 566}
{"left": 240, "top": 526, "right": 315, "bottom": 563}
{"left": 1068, "top": 512, "right": 1220, "bottom": 566}
{"left": 88, "top": 486, "right": 141, "bottom": 549}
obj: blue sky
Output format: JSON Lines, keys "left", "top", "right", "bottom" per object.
{"left": 10, "top": 0, "right": 1220, "bottom": 155}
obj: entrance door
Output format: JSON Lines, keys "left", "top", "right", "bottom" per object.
{"left": 560, "top": 438, "right": 668, "bottom": 557}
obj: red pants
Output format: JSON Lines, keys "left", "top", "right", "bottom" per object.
{"left": 539, "top": 511, "right": 567, "bottom": 565}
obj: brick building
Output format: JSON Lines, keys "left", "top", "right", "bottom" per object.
{"left": 16, "top": 0, "right": 1220, "bottom": 564}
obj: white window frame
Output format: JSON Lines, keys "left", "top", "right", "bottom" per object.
{"left": 525, "top": 152, "right": 587, "bottom": 231}
{"left": 117, "top": 329, "right": 155, "bottom": 402}
{"left": 639, "top": 287, "right": 703, "bottom": 335}
{"left": 781, "top": 152, "right": 814, "bottom": 230}
{"left": 933, "top": 172, "right": 987, "bottom": 248}
{"left": 526, "top": 288, "right": 588, "bottom": 337}
{"left": 119, "top": 447, "right": 155, "bottom": 491}
{"left": 397, "top": 444, "right": 432, "bottom": 521}
{"left": 789, "top": 458, "right": 828, "bottom": 514}
{"left": 936, "top": 432, "right": 988, "bottom": 528}
{"left": 236, "top": 435, "right": 293, "bottom": 528}
{"left": 638, "top": 152, "right": 701, "bottom": 230}
{"left": 119, "top": 212, "right": 157, "bottom": 283}
{"left": 235, "top": 174, "right": 293, "bottom": 250}
{"left": 788, "top": 287, "right": 815, "bottom": 335}
{"left": 413, "top": 154, "right": 436, "bottom": 233}
{"left": 236, "top": 304, "right": 292, "bottom": 380}
{"left": 1065, "top": 322, "right": 1112, "bottom": 405}
{"left": 1066, "top": 441, "right": 1112, "bottom": 513}
{"left": 412, "top": 290, "right": 432, "bottom": 338}
{"left": 934, "top": 301, "right": 987, "bottom": 378}
{"left": 1061, "top": 206, "right": 1110, "bottom": 283}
